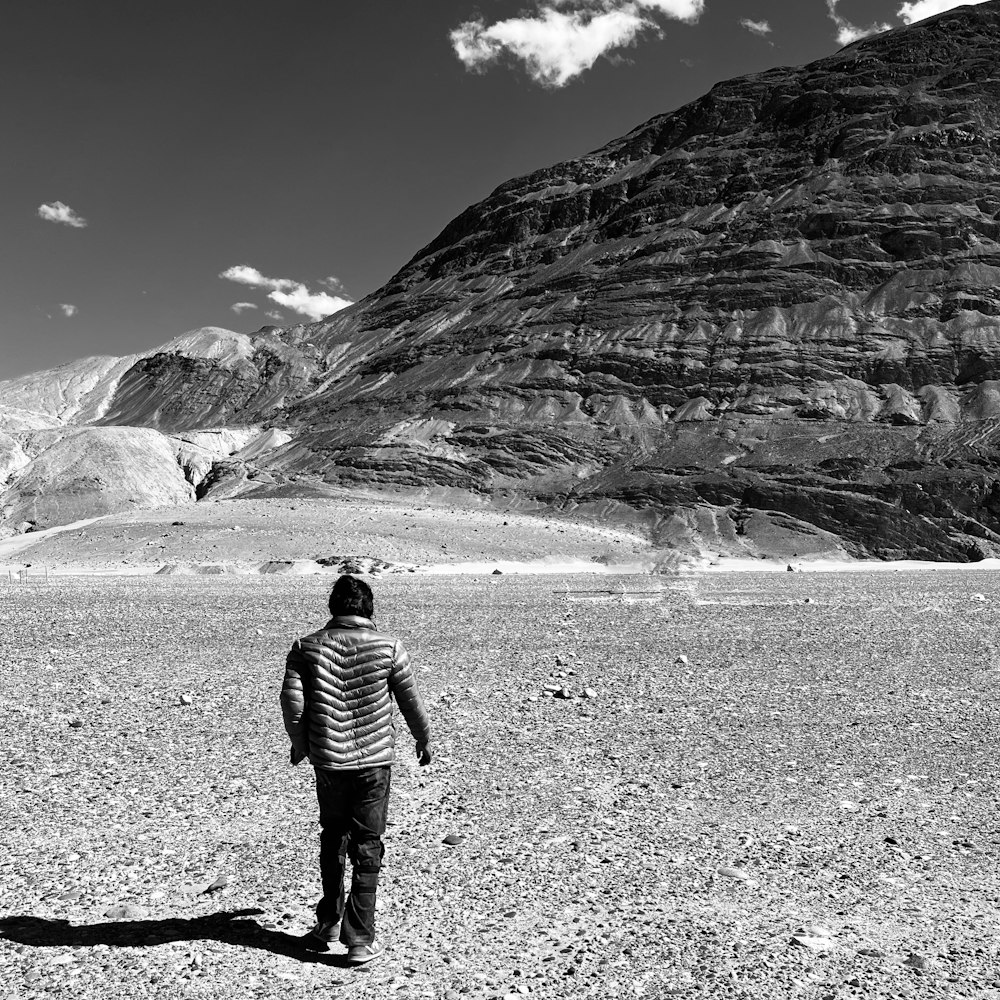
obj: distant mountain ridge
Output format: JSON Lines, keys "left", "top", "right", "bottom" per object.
{"left": 8, "top": 3, "right": 1000, "bottom": 560}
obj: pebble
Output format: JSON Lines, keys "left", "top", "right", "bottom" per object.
{"left": 675, "top": 655, "right": 690, "bottom": 666}
{"left": 104, "top": 903, "right": 148, "bottom": 920}
{"left": 790, "top": 934, "right": 834, "bottom": 951}
{"left": 179, "top": 693, "right": 193, "bottom": 706}
{"left": 797, "top": 924, "right": 832, "bottom": 938}
{"left": 442, "top": 834, "right": 466, "bottom": 847}
{"left": 717, "top": 866, "right": 751, "bottom": 881}
{"left": 583, "top": 687, "right": 597, "bottom": 699}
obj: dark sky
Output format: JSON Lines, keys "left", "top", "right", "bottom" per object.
{"left": 0, "top": 0, "right": 978, "bottom": 377}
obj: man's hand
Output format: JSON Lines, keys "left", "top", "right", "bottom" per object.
{"left": 290, "top": 745, "right": 307, "bottom": 766}
{"left": 415, "top": 742, "right": 431, "bottom": 766}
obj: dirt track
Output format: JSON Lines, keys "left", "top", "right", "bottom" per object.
{"left": 1, "top": 571, "right": 998, "bottom": 998}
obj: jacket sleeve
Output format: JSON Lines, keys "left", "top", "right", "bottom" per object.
{"left": 388, "top": 640, "right": 431, "bottom": 745}
{"left": 280, "top": 640, "right": 311, "bottom": 757}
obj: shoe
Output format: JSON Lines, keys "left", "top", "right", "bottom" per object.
{"left": 309, "top": 920, "right": 341, "bottom": 944}
{"left": 347, "top": 937, "right": 385, "bottom": 964}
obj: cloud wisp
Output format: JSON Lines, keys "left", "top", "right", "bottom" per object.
{"left": 739, "top": 17, "right": 772, "bottom": 38}
{"left": 825, "top": 0, "right": 891, "bottom": 45}
{"left": 450, "top": 1, "right": 705, "bottom": 87}
{"left": 38, "top": 201, "right": 88, "bottom": 228}
{"left": 230, "top": 301, "right": 258, "bottom": 314}
{"left": 220, "top": 265, "right": 353, "bottom": 322}
{"left": 898, "top": 0, "right": 989, "bottom": 23}
{"left": 59, "top": 303, "right": 78, "bottom": 317}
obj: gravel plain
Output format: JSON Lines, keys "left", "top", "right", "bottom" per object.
{"left": 1, "top": 570, "right": 998, "bottom": 999}
{"left": 0, "top": 495, "right": 650, "bottom": 575}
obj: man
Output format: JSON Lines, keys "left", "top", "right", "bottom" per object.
{"left": 280, "top": 575, "right": 431, "bottom": 964}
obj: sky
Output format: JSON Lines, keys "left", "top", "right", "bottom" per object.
{"left": 1, "top": 0, "right": 987, "bottom": 377}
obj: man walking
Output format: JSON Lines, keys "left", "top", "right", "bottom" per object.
{"left": 280, "top": 575, "right": 431, "bottom": 964}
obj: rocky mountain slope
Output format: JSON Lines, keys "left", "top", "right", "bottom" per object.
{"left": 8, "top": 3, "right": 1000, "bottom": 560}
{"left": 0, "top": 329, "right": 297, "bottom": 534}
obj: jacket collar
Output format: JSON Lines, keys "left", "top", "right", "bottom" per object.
{"left": 326, "top": 615, "right": 375, "bottom": 630}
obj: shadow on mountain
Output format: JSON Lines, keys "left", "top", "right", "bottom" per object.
{"left": 0, "top": 909, "right": 351, "bottom": 968}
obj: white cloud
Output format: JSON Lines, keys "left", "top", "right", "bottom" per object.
{"left": 450, "top": 1, "right": 704, "bottom": 87}
{"left": 265, "top": 310, "right": 284, "bottom": 322}
{"left": 59, "top": 303, "right": 78, "bottom": 317}
{"left": 219, "top": 265, "right": 352, "bottom": 322}
{"left": 230, "top": 301, "right": 258, "bottom": 314}
{"left": 898, "top": 0, "right": 989, "bottom": 23}
{"left": 630, "top": 0, "right": 703, "bottom": 15}
{"left": 38, "top": 201, "right": 88, "bottom": 228}
{"left": 739, "top": 17, "right": 771, "bottom": 37}
{"left": 825, "top": 0, "right": 891, "bottom": 44}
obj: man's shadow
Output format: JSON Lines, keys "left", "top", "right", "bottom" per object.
{"left": 0, "top": 909, "right": 355, "bottom": 970}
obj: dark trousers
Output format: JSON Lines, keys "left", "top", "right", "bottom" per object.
{"left": 314, "top": 765, "right": 391, "bottom": 945}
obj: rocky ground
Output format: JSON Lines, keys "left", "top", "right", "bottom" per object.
{"left": 1, "top": 571, "right": 998, "bottom": 998}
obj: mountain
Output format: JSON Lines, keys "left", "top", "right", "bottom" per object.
{"left": 0, "top": 329, "right": 297, "bottom": 534}
{"left": 8, "top": 3, "right": 1000, "bottom": 560}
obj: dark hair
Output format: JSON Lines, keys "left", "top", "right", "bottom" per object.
{"left": 329, "top": 575, "right": 374, "bottom": 619}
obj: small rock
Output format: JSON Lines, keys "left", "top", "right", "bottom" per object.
{"left": 179, "top": 693, "right": 193, "bottom": 706}
{"left": 442, "top": 834, "right": 465, "bottom": 847}
{"left": 68, "top": 718, "right": 83, "bottom": 729}
{"left": 717, "top": 866, "right": 751, "bottom": 881}
{"left": 555, "top": 687, "right": 572, "bottom": 699}
{"left": 839, "top": 800, "right": 860, "bottom": 812}
{"left": 797, "top": 924, "right": 832, "bottom": 938}
{"left": 786, "top": 564, "right": 795, "bottom": 572}
{"left": 804, "top": 597, "right": 813, "bottom": 604}
{"left": 104, "top": 903, "right": 148, "bottom": 921}
{"left": 675, "top": 655, "right": 689, "bottom": 666}
{"left": 790, "top": 934, "right": 833, "bottom": 951}
{"left": 179, "top": 882, "right": 211, "bottom": 896}
{"left": 204, "top": 875, "right": 230, "bottom": 892}
{"left": 583, "top": 687, "right": 598, "bottom": 699}
{"left": 492, "top": 568, "right": 503, "bottom": 575}
{"left": 904, "top": 953, "right": 932, "bottom": 970}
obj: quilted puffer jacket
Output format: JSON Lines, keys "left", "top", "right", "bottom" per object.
{"left": 280, "top": 615, "right": 431, "bottom": 770}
